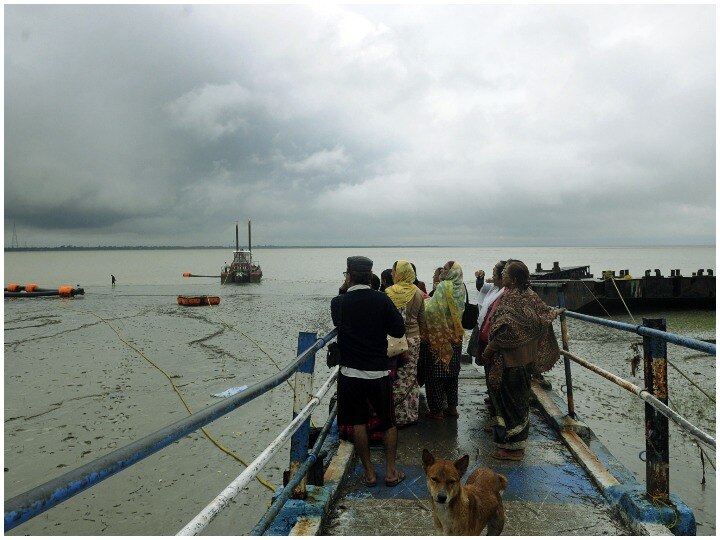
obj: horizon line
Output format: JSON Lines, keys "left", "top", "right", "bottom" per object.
{"left": 4, "top": 244, "right": 716, "bottom": 251}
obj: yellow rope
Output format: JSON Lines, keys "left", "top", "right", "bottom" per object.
{"left": 205, "top": 301, "right": 318, "bottom": 429}
{"left": 205, "top": 300, "right": 296, "bottom": 393}
{"left": 649, "top": 494, "right": 679, "bottom": 529}
{"left": 61, "top": 303, "right": 276, "bottom": 492}
{"left": 610, "top": 278, "right": 636, "bottom": 323}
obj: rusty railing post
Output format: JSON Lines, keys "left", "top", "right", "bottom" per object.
{"left": 642, "top": 318, "right": 670, "bottom": 502}
{"left": 557, "top": 287, "right": 575, "bottom": 418}
{"left": 288, "top": 332, "right": 317, "bottom": 499}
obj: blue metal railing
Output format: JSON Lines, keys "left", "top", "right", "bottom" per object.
{"left": 250, "top": 403, "right": 339, "bottom": 536}
{"left": 4, "top": 328, "right": 338, "bottom": 532}
{"left": 555, "top": 302, "right": 715, "bottom": 517}
{"left": 563, "top": 311, "right": 716, "bottom": 356}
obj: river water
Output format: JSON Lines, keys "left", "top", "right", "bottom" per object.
{"left": 3, "top": 246, "right": 716, "bottom": 535}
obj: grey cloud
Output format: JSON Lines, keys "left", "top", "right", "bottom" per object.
{"left": 4, "top": 5, "right": 715, "bottom": 247}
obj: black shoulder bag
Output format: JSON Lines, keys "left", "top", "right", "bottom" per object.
{"left": 327, "top": 296, "right": 343, "bottom": 368}
{"left": 461, "top": 284, "right": 479, "bottom": 330}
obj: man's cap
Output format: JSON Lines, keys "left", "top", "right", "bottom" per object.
{"left": 347, "top": 256, "right": 373, "bottom": 272}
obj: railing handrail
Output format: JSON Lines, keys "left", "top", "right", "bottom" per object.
{"left": 177, "top": 367, "right": 339, "bottom": 536}
{"left": 564, "top": 310, "right": 716, "bottom": 356}
{"left": 250, "top": 401, "right": 339, "bottom": 536}
{"left": 560, "top": 348, "right": 716, "bottom": 449}
{"left": 4, "top": 328, "right": 338, "bottom": 532}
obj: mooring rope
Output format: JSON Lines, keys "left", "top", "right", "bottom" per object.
{"left": 578, "top": 279, "right": 614, "bottom": 319}
{"left": 61, "top": 304, "right": 276, "bottom": 492}
{"left": 666, "top": 358, "right": 716, "bottom": 403}
{"left": 609, "top": 277, "right": 636, "bottom": 323}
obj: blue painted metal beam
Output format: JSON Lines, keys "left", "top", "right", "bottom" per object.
{"left": 564, "top": 311, "right": 716, "bottom": 355}
{"left": 251, "top": 404, "right": 338, "bottom": 536}
{"left": 4, "top": 328, "right": 338, "bottom": 532}
{"left": 289, "top": 332, "right": 318, "bottom": 499}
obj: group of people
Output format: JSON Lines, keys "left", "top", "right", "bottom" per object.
{"left": 330, "top": 255, "right": 563, "bottom": 486}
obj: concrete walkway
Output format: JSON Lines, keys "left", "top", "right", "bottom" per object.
{"left": 322, "top": 368, "right": 634, "bottom": 536}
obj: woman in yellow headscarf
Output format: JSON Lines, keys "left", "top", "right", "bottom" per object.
{"left": 423, "top": 260, "right": 466, "bottom": 419}
{"left": 385, "top": 260, "right": 426, "bottom": 427}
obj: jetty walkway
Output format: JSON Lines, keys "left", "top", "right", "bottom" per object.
{"left": 265, "top": 365, "right": 639, "bottom": 536}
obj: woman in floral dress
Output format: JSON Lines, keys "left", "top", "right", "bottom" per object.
{"left": 385, "top": 260, "right": 426, "bottom": 427}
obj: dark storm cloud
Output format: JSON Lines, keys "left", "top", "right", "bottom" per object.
{"left": 4, "top": 5, "right": 715, "bottom": 247}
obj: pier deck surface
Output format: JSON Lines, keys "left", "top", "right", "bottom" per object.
{"left": 322, "top": 368, "right": 634, "bottom": 536}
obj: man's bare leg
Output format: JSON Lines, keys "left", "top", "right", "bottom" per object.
{"left": 383, "top": 426, "right": 400, "bottom": 482}
{"left": 353, "top": 424, "right": 376, "bottom": 483}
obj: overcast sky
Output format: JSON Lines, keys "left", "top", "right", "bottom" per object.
{"left": 4, "top": 4, "right": 716, "bottom": 247}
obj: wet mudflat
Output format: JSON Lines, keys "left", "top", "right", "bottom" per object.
{"left": 5, "top": 285, "right": 337, "bottom": 535}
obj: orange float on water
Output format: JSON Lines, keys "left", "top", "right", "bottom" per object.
{"left": 177, "top": 295, "right": 220, "bottom": 307}
{"left": 58, "top": 285, "right": 74, "bottom": 297}
{"left": 4, "top": 284, "right": 84, "bottom": 298}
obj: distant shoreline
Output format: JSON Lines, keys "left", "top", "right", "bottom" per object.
{"left": 3, "top": 245, "right": 445, "bottom": 251}
{"left": 4, "top": 244, "right": 714, "bottom": 252}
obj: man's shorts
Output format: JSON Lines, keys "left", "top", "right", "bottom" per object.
{"left": 337, "top": 373, "right": 396, "bottom": 430}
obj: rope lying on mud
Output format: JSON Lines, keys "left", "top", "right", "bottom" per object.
{"left": 205, "top": 301, "right": 296, "bottom": 392}
{"left": 62, "top": 304, "right": 276, "bottom": 492}
{"left": 204, "top": 301, "right": 319, "bottom": 429}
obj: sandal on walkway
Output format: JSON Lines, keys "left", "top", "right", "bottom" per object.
{"left": 360, "top": 475, "right": 377, "bottom": 488}
{"left": 491, "top": 449, "right": 524, "bottom": 461}
{"left": 385, "top": 470, "right": 406, "bottom": 487}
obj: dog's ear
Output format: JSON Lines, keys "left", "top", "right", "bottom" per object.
{"left": 454, "top": 455, "right": 469, "bottom": 477}
{"left": 422, "top": 448, "right": 435, "bottom": 470}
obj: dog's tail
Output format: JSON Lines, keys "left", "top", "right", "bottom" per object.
{"left": 495, "top": 472, "right": 509, "bottom": 495}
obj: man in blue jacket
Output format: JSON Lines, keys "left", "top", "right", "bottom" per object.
{"left": 331, "top": 255, "right": 406, "bottom": 487}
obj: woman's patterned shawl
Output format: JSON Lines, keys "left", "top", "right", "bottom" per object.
{"left": 386, "top": 260, "right": 418, "bottom": 309}
{"left": 487, "top": 287, "right": 560, "bottom": 390}
{"left": 424, "top": 262, "right": 466, "bottom": 366}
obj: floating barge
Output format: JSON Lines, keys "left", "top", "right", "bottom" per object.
{"left": 530, "top": 262, "right": 715, "bottom": 313}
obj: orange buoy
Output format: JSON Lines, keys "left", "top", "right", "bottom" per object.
{"left": 6, "top": 283, "right": 21, "bottom": 292}
{"left": 25, "top": 283, "right": 39, "bottom": 292}
{"left": 58, "top": 285, "right": 74, "bottom": 297}
{"left": 183, "top": 272, "right": 192, "bottom": 277}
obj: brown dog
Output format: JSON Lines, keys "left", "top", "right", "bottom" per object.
{"left": 422, "top": 449, "right": 508, "bottom": 535}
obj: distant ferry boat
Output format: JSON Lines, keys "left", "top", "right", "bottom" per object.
{"left": 221, "top": 220, "right": 262, "bottom": 284}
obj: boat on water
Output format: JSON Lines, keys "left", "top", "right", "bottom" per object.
{"left": 220, "top": 220, "right": 262, "bottom": 284}
{"left": 530, "top": 262, "right": 715, "bottom": 313}
{"left": 177, "top": 295, "right": 220, "bottom": 306}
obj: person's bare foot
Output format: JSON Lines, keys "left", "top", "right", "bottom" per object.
{"left": 443, "top": 407, "right": 459, "bottom": 417}
{"left": 491, "top": 448, "right": 524, "bottom": 461}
